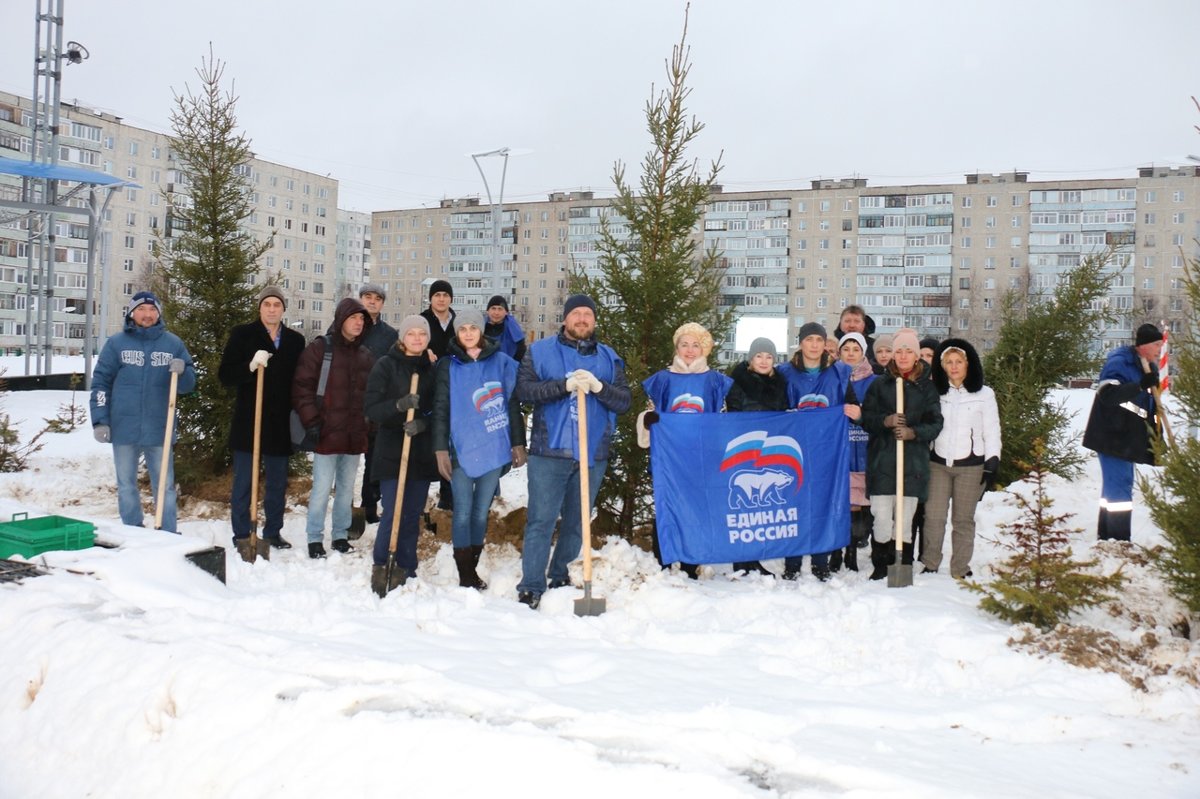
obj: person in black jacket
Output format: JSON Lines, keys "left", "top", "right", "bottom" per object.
{"left": 420, "top": 279, "right": 457, "bottom": 511}
{"left": 356, "top": 282, "right": 399, "bottom": 526}
{"left": 725, "top": 337, "right": 788, "bottom": 577}
{"left": 364, "top": 315, "right": 440, "bottom": 595}
{"left": 217, "top": 286, "right": 306, "bottom": 562}
{"left": 1082, "top": 323, "right": 1163, "bottom": 541}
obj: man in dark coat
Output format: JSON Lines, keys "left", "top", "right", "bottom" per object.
{"left": 218, "top": 285, "right": 306, "bottom": 562}
{"left": 833, "top": 305, "right": 881, "bottom": 373}
{"left": 1082, "top": 323, "right": 1163, "bottom": 541}
{"left": 356, "top": 282, "right": 398, "bottom": 525}
{"left": 293, "top": 297, "right": 374, "bottom": 558}
{"left": 420, "top": 279, "right": 457, "bottom": 510}
{"left": 484, "top": 294, "right": 527, "bottom": 364}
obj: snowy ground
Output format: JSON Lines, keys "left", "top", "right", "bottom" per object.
{"left": 0, "top": 358, "right": 1197, "bottom": 798}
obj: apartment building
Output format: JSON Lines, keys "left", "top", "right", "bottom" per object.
{"left": 0, "top": 89, "right": 338, "bottom": 356}
{"left": 336, "top": 209, "right": 370, "bottom": 299}
{"left": 373, "top": 168, "right": 1199, "bottom": 362}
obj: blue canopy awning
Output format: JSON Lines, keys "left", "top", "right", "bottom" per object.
{"left": 0, "top": 155, "right": 137, "bottom": 188}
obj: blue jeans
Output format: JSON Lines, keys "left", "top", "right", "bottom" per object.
{"left": 230, "top": 449, "right": 289, "bottom": 540}
{"left": 373, "top": 477, "right": 432, "bottom": 570}
{"left": 305, "top": 453, "right": 360, "bottom": 543}
{"left": 112, "top": 444, "right": 177, "bottom": 533}
{"left": 518, "top": 454, "right": 606, "bottom": 595}
{"left": 450, "top": 464, "right": 503, "bottom": 548}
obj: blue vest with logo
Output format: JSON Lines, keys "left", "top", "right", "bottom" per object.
{"left": 448, "top": 351, "right": 518, "bottom": 478}
{"left": 530, "top": 336, "right": 622, "bottom": 462}
{"left": 642, "top": 369, "right": 733, "bottom": 415}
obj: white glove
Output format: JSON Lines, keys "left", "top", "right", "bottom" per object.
{"left": 249, "top": 350, "right": 272, "bottom": 372}
{"left": 565, "top": 370, "right": 586, "bottom": 394}
{"left": 566, "top": 369, "right": 602, "bottom": 395}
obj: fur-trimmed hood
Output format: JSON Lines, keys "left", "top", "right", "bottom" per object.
{"left": 931, "top": 337, "right": 984, "bottom": 394}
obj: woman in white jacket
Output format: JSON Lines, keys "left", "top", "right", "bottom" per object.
{"left": 921, "top": 338, "right": 1001, "bottom": 578}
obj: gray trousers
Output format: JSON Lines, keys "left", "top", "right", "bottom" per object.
{"left": 921, "top": 461, "right": 984, "bottom": 577}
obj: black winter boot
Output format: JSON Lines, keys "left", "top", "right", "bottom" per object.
{"left": 453, "top": 547, "right": 475, "bottom": 588}
{"left": 901, "top": 541, "right": 915, "bottom": 566}
{"left": 850, "top": 510, "right": 872, "bottom": 549}
{"left": 869, "top": 539, "right": 892, "bottom": 581}
{"left": 829, "top": 548, "right": 843, "bottom": 573}
{"left": 469, "top": 544, "right": 488, "bottom": 591}
{"left": 844, "top": 545, "right": 858, "bottom": 572}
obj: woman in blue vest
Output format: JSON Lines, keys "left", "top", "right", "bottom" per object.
{"left": 777, "top": 322, "right": 860, "bottom": 580}
{"left": 838, "top": 332, "right": 876, "bottom": 572}
{"left": 639, "top": 322, "right": 733, "bottom": 578}
{"left": 431, "top": 308, "right": 527, "bottom": 589}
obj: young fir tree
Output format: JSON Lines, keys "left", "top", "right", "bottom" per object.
{"left": 152, "top": 49, "right": 272, "bottom": 486}
{"left": 571, "top": 12, "right": 730, "bottom": 536}
{"left": 1140, "top": 249, "right": 1200, "bottom": 615}
{"left": 968, "top": 440, "right": 1124, "bottom": 630}
{"left": 983, "top": 251, "right": 1120, "bottom": 486}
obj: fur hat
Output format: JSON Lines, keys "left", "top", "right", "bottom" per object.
{"left": 256, "top": 285, "right": 287, "bottom": 310}
{"left": 428, "top": 279, "right": 453, "bottom": 300}
{"left": 1135, "top": 323, "right": 1162, "bottom": 346}
{"left": 673, "top": 322, "right": 714, "bottom": 357}
{"left": 797, "top": 321, "right": 827, "bottom": 343}
{"left": 892, "top": 327, "right": 920, "bottom": 353}
{"left": 932, "top": 337, "right": 984, "bottom": 394}
{"left": 920, "top": 337, "right": 941, "bottom": 353}
{"left": 358, "top": 282, "right": 387, "bottom": 301}
{"left": 486, "top": 294, "right": 509, "bottom": 311}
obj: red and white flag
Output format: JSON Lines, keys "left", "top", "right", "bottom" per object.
{"left": 1159, "top": 326, "right": 1170, "bottom": 393}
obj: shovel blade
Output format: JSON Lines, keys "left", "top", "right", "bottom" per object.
{"left": 887, "top": 563, "right": 913, "bottom": 588}
{"left": 573, "top": 582, "right": 606, "bottom": 616}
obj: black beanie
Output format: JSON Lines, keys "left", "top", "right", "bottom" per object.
{"left": 1135, "top": 323, "right": 1161, "bottom": 346}
{"left": 487, "top": 294, "right": 509, "bottom": 311}
{"left": 429, "top": 279, "right": 453, "bottom": 300}
{"left": 563, "top": 294, "right": 597, "bottom": 317}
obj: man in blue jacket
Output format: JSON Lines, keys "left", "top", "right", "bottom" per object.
{"left": 1082, "top": 323, "right": 1163, "bottom": 541}
{"left": 513, "top": 294, "right": 631, "bottom": 609}
{"left": 90, "top": 291, "right": 196, "bottom": 533}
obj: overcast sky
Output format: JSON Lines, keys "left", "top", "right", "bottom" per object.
{"left": 2, "top": 0, "right": 1198, "bottom": 213}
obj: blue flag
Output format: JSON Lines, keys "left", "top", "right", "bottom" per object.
{"left": 651, "top": 409, "right": 850, "bottom": 564}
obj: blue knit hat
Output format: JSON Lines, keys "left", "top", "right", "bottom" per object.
{"left": 126, "top": 290, "right": 161, "bottom": 319}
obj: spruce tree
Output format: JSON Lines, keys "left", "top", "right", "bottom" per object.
{"left": 984, "top": 252, "right": 1119, "bottom": 486}
{"left": 1140, "top": 256, "right": 1200, "bottom": 614}
{"left": 571, "top": 11, "right": 730, "bottom": 536}
{"left": 969, "top": 440, "right": 1124, "bottom": 630}
{"left": 152, "top": 49, "right": 272, "bottom": 486}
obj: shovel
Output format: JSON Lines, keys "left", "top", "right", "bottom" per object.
{"left": 573, "top": 387, "right": 605, "bottom": 616}
{"left": 246, "top": 364, "right": 266, "bottom": 561}
{"left": 384, "top": 373, "right": 421, "bottom": 595}
{"left": 154, "top": 370, "right": 179, "bottom": 532}
{"left": 887, "top": 376, "right": 913, "bottom": 588}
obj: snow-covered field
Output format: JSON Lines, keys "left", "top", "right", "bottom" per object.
{"left": 0, "top": 357, "right": 1197, "bottom": 798}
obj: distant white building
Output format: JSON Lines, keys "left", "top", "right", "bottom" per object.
{"left": 336, "top": 209, "right": 370, "bottom": 298}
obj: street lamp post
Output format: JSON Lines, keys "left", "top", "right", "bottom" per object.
{"left": 470, "top": 147, "right": 511, "bottom": 295}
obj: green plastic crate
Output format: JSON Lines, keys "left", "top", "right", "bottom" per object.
{"left": 0, "top": 513, "right": 96, "bottom": 559}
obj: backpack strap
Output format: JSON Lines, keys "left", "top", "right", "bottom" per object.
{"left": 316, "top": 334, "right": 333, "bottom": 400}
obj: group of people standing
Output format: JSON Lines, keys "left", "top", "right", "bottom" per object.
{"left": 92, "top": 284, "right": 1163, "bottom": 607}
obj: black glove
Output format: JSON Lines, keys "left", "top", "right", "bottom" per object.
{"left": 981, "top": 456, "right": 999, "bottom": 485}
{"left": 404, "top": 418, "right": 427, "bottom": 437}
{"left": 644, "top": 410, "right": 660, "bottom": 428}
{"left": 395, "top": 393, "right": 421, "bottom": 412}
{"left": 1140, "top": 372, "right": 1158, "bottom": 389}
